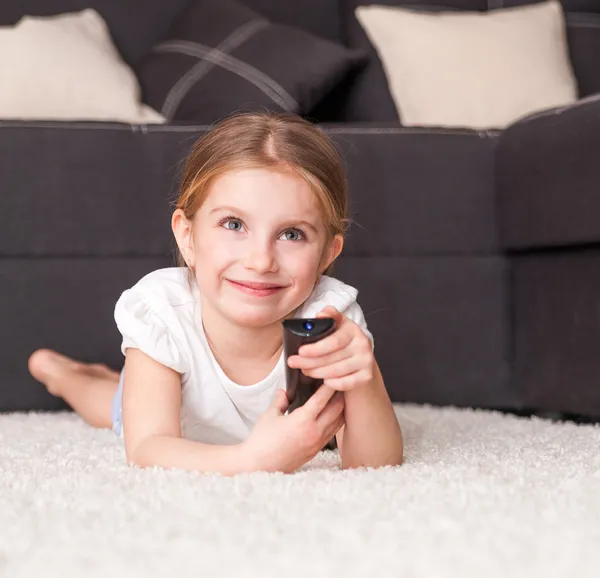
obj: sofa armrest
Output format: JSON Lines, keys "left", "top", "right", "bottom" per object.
{"left": 497, "top": 95, "right": 600, "bottom": 251}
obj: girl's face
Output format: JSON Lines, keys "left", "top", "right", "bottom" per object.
{"left": 173, "top": 167, "right": 343, "bottom": 328}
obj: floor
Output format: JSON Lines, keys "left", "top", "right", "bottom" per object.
{"left": 1, "top": 403, "right": 599, "bottom": 578}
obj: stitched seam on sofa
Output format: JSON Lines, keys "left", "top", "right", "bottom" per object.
{"left": 0, "top": 122, "right": 137, "bottom": 130}
{"left": 324, "top": 127, "right": 499, "bottom": 138}
{"left": 0, "top": 121, "right": 213, "bottom": 131}
{"left": 398, "top": 5, "right": 474, "bottom": 12}
{"left": 155, "top": 40, "right": 299, "bottom": 111}
{"left": 558, "top": 93, "right": 600, "bottom": 111}
{"left": 512, "top": 93, "right": 600, "bottom": 126}
{"left": 566, "top": 20, "right": 600, "bottom": 29}
{"left": 160, "top": 19, "right": 270, "bottom": 120}
{"left": 0, "top": 123, "right": 499, "bottom": 137}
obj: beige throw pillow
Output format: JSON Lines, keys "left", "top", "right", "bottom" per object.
{"left": 0, "top": 9, "right": 164, "bottom": 124}
{"left": 356, "top": 0, "right": 578, "bottom": 129}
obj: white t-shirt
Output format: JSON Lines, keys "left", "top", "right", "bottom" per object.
{"left": 114, "top": 268, "right": 373, "bottom": 445}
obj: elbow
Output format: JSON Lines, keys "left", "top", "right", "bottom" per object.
{"left": 392, "top": 443, "right": 405, "bottom": 467}
{"left": 126, "top": 448, "right": 147, "bottom": 469}
{"left": 391, "top": 449, "right": 404, "bottom": 468}
{"left": 341, "top": 447, "right": 404, "bottom": 471}
{"left": 392, "top": 444, "right": 404, "bottom": 467}
{"left": 127, "top": 454, "right": 148, "bottom": 469}
{"left": 125, "top": 438, "right": 156, "bottom": 469}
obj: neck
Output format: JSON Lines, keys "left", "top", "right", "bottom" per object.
{"left": 200, "top": 299, "right": 284, "bottom": 363}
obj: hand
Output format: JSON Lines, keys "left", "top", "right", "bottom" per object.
{"left": 287, "top": 306, "right": 374, "bottom": 392}
{"left": 242, "top": 386, "right": 345, "bottom": 474}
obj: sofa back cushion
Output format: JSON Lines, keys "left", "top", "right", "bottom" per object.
{"left": 239, "top": 0, "right": 343, "bottom": 43}
{"left": 565, "top": 13, "right": 600, "bottom": 98}
{"left": 503, "top": 0, "right": 600, "bottom": 11}
{"left": 0, "top": 1, "right": 345, "bottom": 65}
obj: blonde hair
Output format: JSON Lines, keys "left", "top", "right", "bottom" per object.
{"left": 175, "top": 112, "right": 349, "bottom": 273}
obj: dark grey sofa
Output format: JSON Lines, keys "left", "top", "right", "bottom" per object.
{"left": 2, "top": 0, "right": 600, "bottom": 418}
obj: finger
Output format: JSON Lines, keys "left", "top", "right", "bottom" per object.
{"left": 322, "top": 412, "right": 346, "bottom": 443}
{"left": 315, "top": 391, "right": 345, "bottom": 428}
{"left": 270, "top": 389, "right": 289, "bottom": 415}
{"left": 303, "top": 356, "right": 364, "bottom": 380}
{"left": 324, "top": 369, "right": 372, "bottom": 391}
{"left": 300, "top": 384, "right": 337, "bottom": 418}
{"left": 299, "top": 326, "right": 353, "bottom": 358}
{"left": 316, "top": 305, "right": 342, "bottom": 322}
{"left": 287, "top": 348, "right": 352, "bottom": 370}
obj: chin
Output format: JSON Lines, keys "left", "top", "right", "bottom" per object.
{"left": 227, "top": 308, "right": 283, "bottom": 329}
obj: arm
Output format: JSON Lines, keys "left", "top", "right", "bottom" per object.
{"left": 336, "top": 360, "right": 403, "bottom": 470}
{"left": 122, "top": 349, "right": 252, "bottom": 476}
{"left": 289, "top": 305, "right": 404, "bottom": 471}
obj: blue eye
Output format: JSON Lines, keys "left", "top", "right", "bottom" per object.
{"left": 281, "top": 229, "right": 304, "bottom": 241}
{"left": 222, "top": 218, "right": 244, "bottom": 232}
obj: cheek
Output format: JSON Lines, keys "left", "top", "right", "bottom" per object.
{"left": 282, "top": 244, "right": 322, "bottom": 278}
{"left": 194, "top": 230, "right": 236, "bottom": 269}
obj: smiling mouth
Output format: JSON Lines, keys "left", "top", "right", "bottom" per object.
{"left": 227, "top": 279, "right": 286, "bottom": 296}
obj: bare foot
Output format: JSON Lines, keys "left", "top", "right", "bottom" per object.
{"left": 28, "top": 349, "right": 119, "bottom": 397}
{"left": 28, "top": 349, "right": 119, "bottom": 429}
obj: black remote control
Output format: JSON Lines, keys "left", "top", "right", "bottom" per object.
{"left": 282, "top": 317, "right": 338, "bottom": 450}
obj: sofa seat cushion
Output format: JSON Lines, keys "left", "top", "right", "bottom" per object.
{"left": 512, "top": 251, "right": 600, "bottom": 416}
{"left": 334, "top": 255, "right": 513, "bottom": 409}
{"left": 0, "top": 122, "right": 499, "bottom": 258}
{"left": 327, "top": 124, "right": 500, "bottom": 255}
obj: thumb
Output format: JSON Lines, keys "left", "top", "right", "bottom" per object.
{"left": 271, "top": 389, "right": 289, "bottom": 415}
{"left": 316, "top": 306, "right": 342, "bottom": 323}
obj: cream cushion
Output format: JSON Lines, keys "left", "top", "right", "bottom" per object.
{"left": 355, "top": 0, "right": 578, "bottom": 129}
{"left": 0, "top": 9, "right": 164, "bottom": 123}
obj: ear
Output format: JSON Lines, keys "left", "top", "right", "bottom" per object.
{"left": 172, "top": 209, "right": 195, "bottom": 268}
{"left": 320, "top": 234, "right": 344, "bottom": 274}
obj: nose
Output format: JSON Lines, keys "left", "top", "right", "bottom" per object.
{"left": 243, "top": 235, "right": 278, "bottom": 274}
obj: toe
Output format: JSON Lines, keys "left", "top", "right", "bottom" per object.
{"left": 28, "top": 349, "right": 56, "bottom": 382}
{"left": 28, "top": 349, "right": 80, "bottom": 382}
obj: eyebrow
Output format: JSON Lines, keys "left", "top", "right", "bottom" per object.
{"left": 210, "top": 206, "right": 320, "bottom": 233}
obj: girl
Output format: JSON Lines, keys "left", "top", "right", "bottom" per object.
{"left": 28, "top": 112, "right": 403, "bottom": 476}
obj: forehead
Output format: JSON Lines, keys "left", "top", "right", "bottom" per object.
{"left": 203, "top": 167, "right": 321, "bottom": 217}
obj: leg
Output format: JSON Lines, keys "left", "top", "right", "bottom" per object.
{"left": 28, "top": 349, "right": 120, "bottom": 429}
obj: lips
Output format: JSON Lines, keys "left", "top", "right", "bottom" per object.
{"left": 226, "top": 279, "right": 286, "bottom": 296}
{"left": 230, "top": 280, "right": 283, "bottom": 290}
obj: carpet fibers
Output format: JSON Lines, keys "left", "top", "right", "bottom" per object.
{"left": 1, "top": 404, "right": 599, "bottom": 578}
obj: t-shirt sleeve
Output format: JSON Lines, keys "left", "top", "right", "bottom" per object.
{"left": 114, "top": 289, "right": 190, "bottom": 374}
{"left": 343, "top": 301, "right": 375, "bottom": 351}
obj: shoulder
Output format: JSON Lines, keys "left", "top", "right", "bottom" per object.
{"left": 113, "top": 268, "right": 198, "bottom": 373}
{"left": 122, "top": 267, "right": 197, "bottom": 309}
{"left": 300, "top": 275, "right": 358, "bottom": 317}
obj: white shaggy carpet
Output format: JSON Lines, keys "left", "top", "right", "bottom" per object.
{"left": 1, "top": 404, "right": 599, "bottom": 578}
